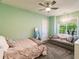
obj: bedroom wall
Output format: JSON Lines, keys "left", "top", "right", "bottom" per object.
{"left": 48, "top": 16, "right": 54, "bottom": 36}
{"left": 0, "top": 3, "right": 48, "bottom": 40}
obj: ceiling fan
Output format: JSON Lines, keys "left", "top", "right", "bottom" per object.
{"left": 39, "top": 0, "right": 58, "bottom": 12}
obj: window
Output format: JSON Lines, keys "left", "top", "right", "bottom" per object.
{"left": 59, "top": 25, "right": 66, "bottom": 33}
{"left": 59, "top": 22, "right": 77, "bottom": 35}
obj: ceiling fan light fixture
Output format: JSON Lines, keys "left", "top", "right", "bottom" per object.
{"left": 45, "top": 7, "right": 51, "bottom": 12}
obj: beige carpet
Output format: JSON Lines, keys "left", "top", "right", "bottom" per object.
{"left": 36, "top": 42, "right": 74, "bottom": 59}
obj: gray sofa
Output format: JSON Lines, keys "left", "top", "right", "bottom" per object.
{"left": 48, "top": 34, "right": 75, "bottom": 51}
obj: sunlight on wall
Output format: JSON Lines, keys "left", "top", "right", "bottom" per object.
{"left": 60, "top": 15, "right": 73, "bottom": 24}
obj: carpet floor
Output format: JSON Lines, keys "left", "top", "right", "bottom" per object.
{"left": 36, "top": 42, "right": 74, "bottom": 59}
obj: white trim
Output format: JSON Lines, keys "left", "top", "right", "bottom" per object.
{"left": 77, "top": 16, "right": 79, "bottom": 36}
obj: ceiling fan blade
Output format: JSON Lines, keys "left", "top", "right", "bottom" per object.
{"left": 51, "top": 7, "right": 58, "bottom": 10}
{"left": 51, "top": 0, "right": 56, "bottom": 5}
{"left": 39, "top": 3, "right": 47, "bottom": 7}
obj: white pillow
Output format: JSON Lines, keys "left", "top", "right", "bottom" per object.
{"left": 0, "top": 36, "right": 9, "bottom": 51}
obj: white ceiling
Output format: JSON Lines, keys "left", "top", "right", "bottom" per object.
{"left": 1, "top": 0, "right": 79, "bottom": 16}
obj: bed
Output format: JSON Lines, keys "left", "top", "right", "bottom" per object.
{"left": 0, "top": 36, "right": 47, "bottom": 59}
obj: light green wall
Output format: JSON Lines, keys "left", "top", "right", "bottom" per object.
{"left": 0, "top": 3, "right": 48, "bottom": 40}
{"left": 1, "top": 3, "right": 79, "bottom": 39}
{"left": 66, "top": 11, "right": 79, "bottom": 17}
{"left": 48, "top": 16, "right": 54, "bottom": 35}
{"left": 56, "top": 11, "right": 79, "bottom": 20}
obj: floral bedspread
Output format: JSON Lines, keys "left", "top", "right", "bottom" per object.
{"left": 4, "top": 39, "right": 47, "bottom": 59}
